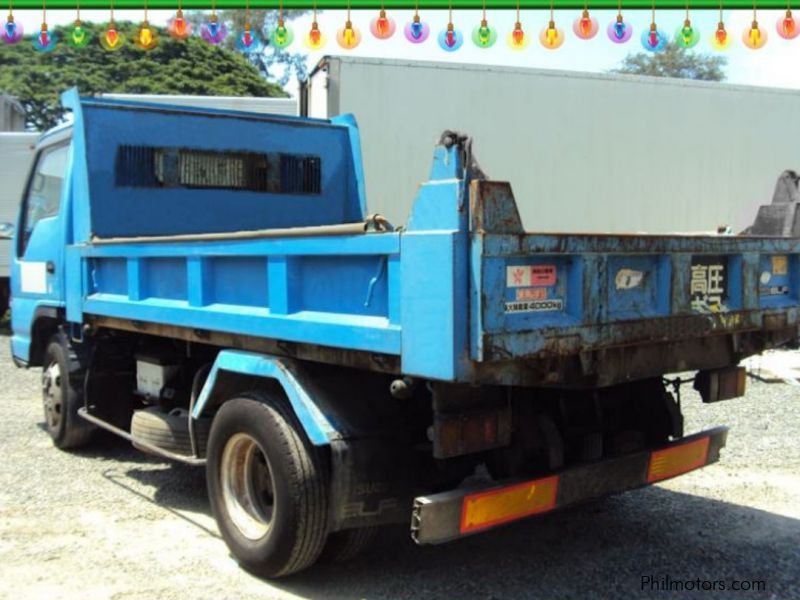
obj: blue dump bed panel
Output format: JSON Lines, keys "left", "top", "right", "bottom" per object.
{"left": 68, "top": 235, "right": 402, "bottom": 356}
{"left": 58, "top": 95, "right": 800, "bottom": 386}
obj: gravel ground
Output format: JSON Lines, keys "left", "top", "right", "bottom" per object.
{"left": 0, "top": 338, "right": 798, "bottom": 600}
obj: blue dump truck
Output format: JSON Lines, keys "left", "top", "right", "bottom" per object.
{"left": 10, "top": 91, "right": 800, "bottom": 577}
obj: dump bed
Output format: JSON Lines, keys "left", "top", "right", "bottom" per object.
{"left": 468, "top": 182, "right": 800, "bottom": 386}
{"left": 32, "top": 93, "right": 799, "bottom": 389}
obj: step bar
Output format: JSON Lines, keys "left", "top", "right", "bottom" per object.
{"left": 411, "top": 427, "right": 728, "bottom": 545}
{"left": 78, "top": 407, "right": 206, "bottom": 466}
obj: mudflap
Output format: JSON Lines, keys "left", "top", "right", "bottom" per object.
{"left": 329, "top": 437, "right": 417, "bottom": 531}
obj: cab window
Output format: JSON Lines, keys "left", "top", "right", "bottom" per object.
{"left": 18, "top": 143, "right": 68, "bottom": 257}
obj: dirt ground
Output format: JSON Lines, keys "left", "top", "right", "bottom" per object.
{"left": 1, "top": 339, "right": 798, "bottom": 600}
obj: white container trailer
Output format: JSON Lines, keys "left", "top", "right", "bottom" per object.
{"left": 0, "top": 95, "right": 26, "bottom": 132}
{"left": 0, "top": 132, "right": 38, "bottom": 314}
{"left": 302, "top": 57, "right": 800, "bottom": 234}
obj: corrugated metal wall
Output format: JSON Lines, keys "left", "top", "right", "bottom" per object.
{"left": 311, "top": 58, "right": 800, "bottom": 234}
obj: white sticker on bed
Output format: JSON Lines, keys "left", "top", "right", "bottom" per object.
{"left": 20, "top": 262, "right": 48, "bottom": 294}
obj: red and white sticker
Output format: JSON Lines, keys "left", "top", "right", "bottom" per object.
{"left": 506, "top": 265, "right": 557, "bottom": 288}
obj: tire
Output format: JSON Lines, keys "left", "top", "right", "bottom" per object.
{"left": 206, "top": 393, "right": 330, "bottom": 578}
{"left": 131, "top": 407, "right": 211, "bottom": 456}
{"left": 320, "top": 527, "right": 377, "bottom": 564}
{"left": 0, "top": 278, "right": 10, "bottom": 319}
{"left": 42, "top": 332, "right": 93, "bottom": 449}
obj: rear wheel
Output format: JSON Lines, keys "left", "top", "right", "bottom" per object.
{"left": 206, "top": 394, "right": 330, "bottom": 578}
{"left": 42, "top": 333, "right": 93, "bottom": 449}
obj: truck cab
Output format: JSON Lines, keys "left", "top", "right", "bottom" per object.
{"left": 10, "top": 125, "right": 71, "bottom": 366}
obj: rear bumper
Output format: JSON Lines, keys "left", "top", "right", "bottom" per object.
{"left": 411, "top": 426, "right": 728, "bottom": 545}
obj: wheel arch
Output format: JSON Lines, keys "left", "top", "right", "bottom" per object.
{"left": 193, "top": 350, "right": 340, "bottom": 446}
{"left": 28, "top": 308, "right": 64, "bottom": 367}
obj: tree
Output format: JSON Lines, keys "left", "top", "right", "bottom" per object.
{"left": 220, "top": 10, "right": 310, "bottom": 86}
{"left": 0, "top": 21, "right": 286, "bottom": 130}
{"left": 611, "top": 42, "right": 727, "bottom": 81}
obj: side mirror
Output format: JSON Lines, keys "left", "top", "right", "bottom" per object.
{"left": 0, "top": 222, "right": 15, "bottom": 240}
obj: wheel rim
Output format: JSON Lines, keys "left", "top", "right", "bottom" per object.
{"left": 220, "top": 433, "right": 276, "bottom": 540}
{"left": 42, "top": 361, "right": 63, "bottom": 431}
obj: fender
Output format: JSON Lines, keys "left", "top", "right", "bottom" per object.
{"left": 11, "top": 304, "right": 63, "bottom": 366}
{"left": 192, "top": 349, "right": 340, "bottom": 445}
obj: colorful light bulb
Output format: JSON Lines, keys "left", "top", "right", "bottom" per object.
{"left": 539, "top": 20, "right": 564, "bottom": 49}
{"left": 607, "top": 14, "right": 632, "bottom": 43}
{"left": 237, "top": 23, "right": 263, "bottom": 53}
{"left": 777, "top": 9, "right": 800, "bottom": 39}
{"left": 67, "top": 19, "right": 90, "bottom": 48}
{"left": 573, "top": 9, "right": 598, "bottom": 40}
{"left": 100, "top": 22, "right": 124, "bottom": 51}
{"left": 743, "top": 20, "right": 767, "bottom": 48}
{"left": 32, "top": 23, "right": 57, "bottom": 52}
{"left": 711, "top": 21, "right": 730, "bottom": 49}
{"left": 201, "top": 15, "right": 228, "bottom": 45}
{"left": 471, "top": 19, "right": 497, "bottom": 48}
{"left": 641, "top": 23, "right": 667, "bottom": 51}
{"left": 404, "top": 14, "right": 430, "bottom": 43}
{"left": 507, "top": 21, "right": 529, "bottom": 49}
{"left": 675, "top": 18, "right": 700, "bottom": 48}
{"left": 336, "top": 20, "right": 361, "bottom": 49}
{"left": 305, "top": 20, "right": 326, "bottom": 49}
{"left": 437, "top": 23, "right": 463, "bottom": 51}
{"left": 168, "top": 9, "right": 192, "bottom": 40}
{"left": 134, "top": 20, "right": 158, "bottom": 50}
{"left": 2, "top": 14, "right": 23, "bottom": 44}
{"left": 270, "top": 21, "right": 294, "bottom": 48}
{"left": 370, "top": 9, "right": 396, "bottom": 39}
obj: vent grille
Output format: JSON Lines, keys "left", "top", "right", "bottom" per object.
{"left": 115, "top": 145, "right": 321, "bottom": 195}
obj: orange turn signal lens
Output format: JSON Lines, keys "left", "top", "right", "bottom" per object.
{"left": 460, "top": 475, "right": 559, "bottom": 533}
{"left": 647, "top": 437, "right": 710, "bottom": 483}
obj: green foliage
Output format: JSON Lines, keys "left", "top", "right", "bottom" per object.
{"left": 0, "top": 21, "right": 286, "bottom": 131}
{"left": 611, "top": 42, "right": 728, "bottom": 82}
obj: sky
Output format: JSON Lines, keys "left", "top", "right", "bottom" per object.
{"left": 7, "top": 8, "right": 800, "bottom": 94}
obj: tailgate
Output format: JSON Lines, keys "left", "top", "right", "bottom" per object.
{"left": 470, "top": 182, "right": 800, "bottom": 376}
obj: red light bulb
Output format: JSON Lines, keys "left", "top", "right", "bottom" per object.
{"left": 377, "top": 16, "right": 390, "bottom": 36}
{"left": 579, "top": 16, "right": 592, "bottom": 36}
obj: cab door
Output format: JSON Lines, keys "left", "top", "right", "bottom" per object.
{"left": 10, "top": 140, "right": 70, "bottom": 363}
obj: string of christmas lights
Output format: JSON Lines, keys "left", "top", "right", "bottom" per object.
{"left": 3, "top": 2, "right": 798, "bottom": 51}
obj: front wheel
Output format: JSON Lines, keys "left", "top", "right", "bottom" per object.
{"left": 206, "top": 394, "right": 330, "bottom": 578}
{"left": 42, "top": 333, "right": 93, "bottom": 449}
